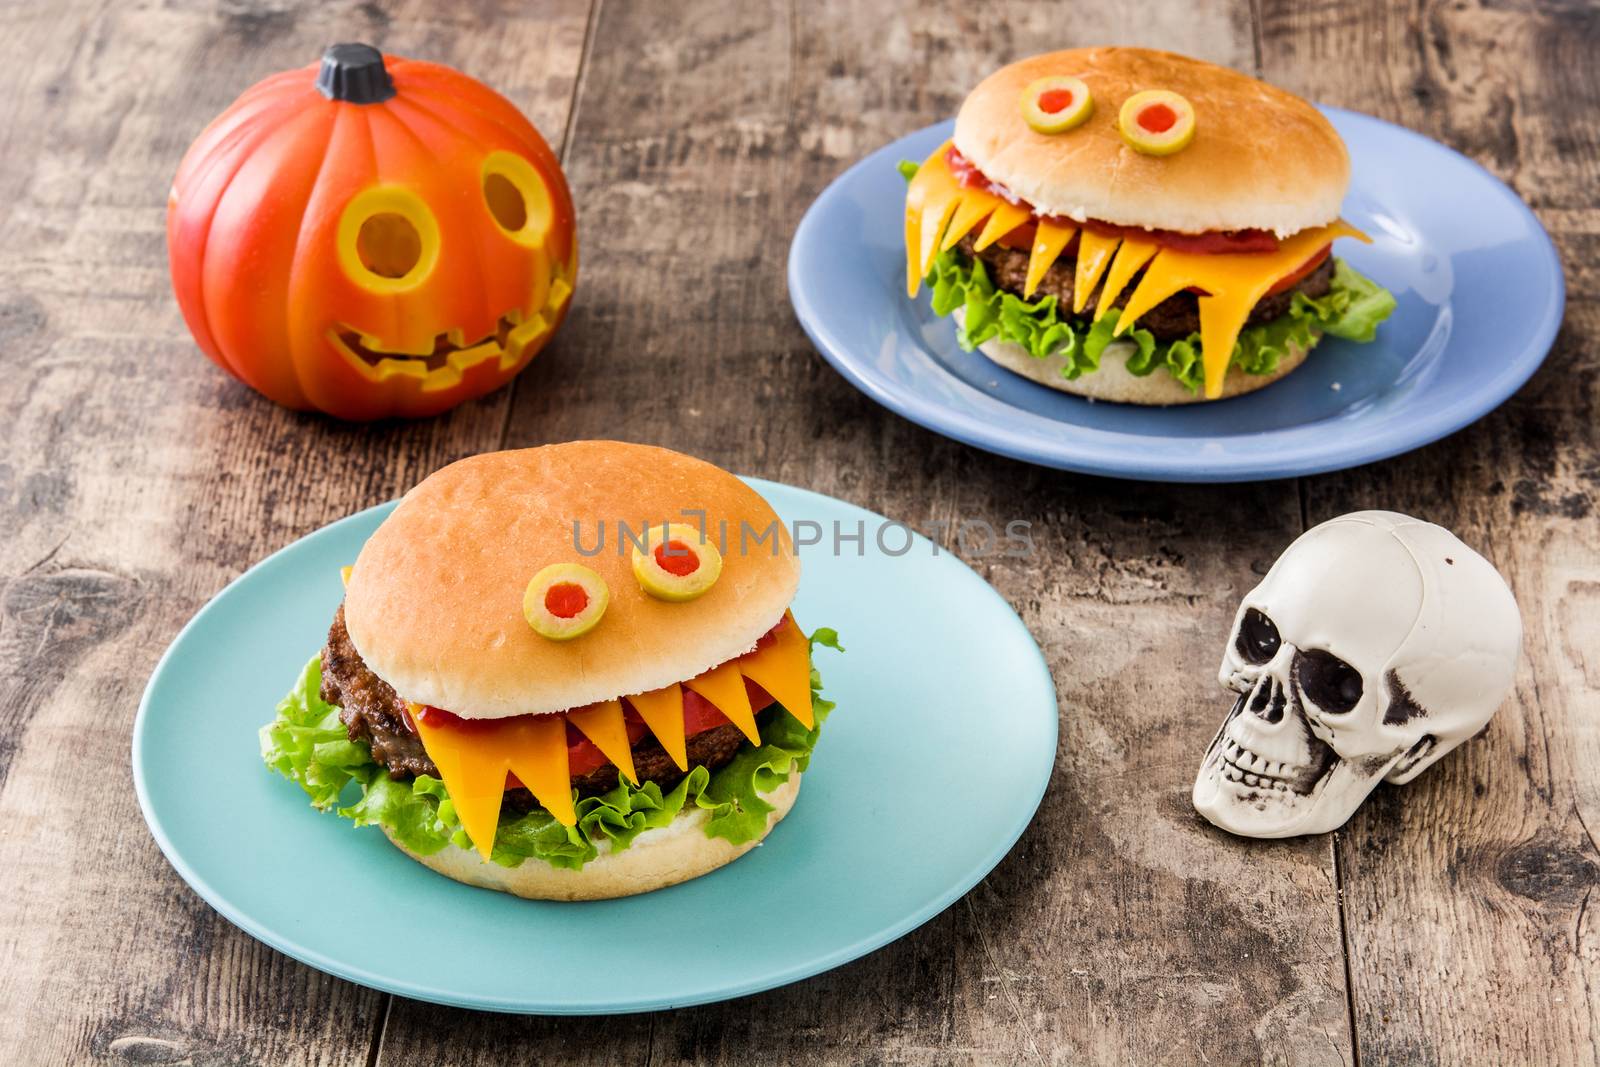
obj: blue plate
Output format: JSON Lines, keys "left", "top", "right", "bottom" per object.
{"left": 133, "top": 480, "right": 1057, "bottom": 1014}
{"left": 788, "top": 112, "right": 1564, "bottom": 482}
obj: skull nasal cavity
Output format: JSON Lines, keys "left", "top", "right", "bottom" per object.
{"left": 484, "top": 172, "right": 528, "bottom": 232}
{"left": 356, "top": 213, "right": 423, "bottom": 278}
{"left": 1248, "top": 678, "right": 1287, "bottom": 724}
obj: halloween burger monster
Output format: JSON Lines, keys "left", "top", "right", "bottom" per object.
{"left": 904, "top": 48, "right": 1396, "bottom": 404}
{"left": 261, "top": 442, "right": 840, "bottom": 900}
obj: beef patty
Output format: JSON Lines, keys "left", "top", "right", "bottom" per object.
{"left": 957, "top": 236, "right": 1335, "bottom": 341}
{"left": 320, "top": 605, "right": 751, "bottom": 807}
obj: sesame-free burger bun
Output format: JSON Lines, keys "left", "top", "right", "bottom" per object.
{"left": 955, "top": 308, "right": 1315, "bottom": 405}
{"left": 953, "top": 47, "right": 1349, "bottom": 237}
{"left": 343, "top": 441, "right": 800, "bottom": 719}
{"left": 384, "top": 772, "right": 801, "bottom": 900}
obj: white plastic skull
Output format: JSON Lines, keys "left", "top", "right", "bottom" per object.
{"left": 1192, "top": 511, "right": 1521, "bottom": 838}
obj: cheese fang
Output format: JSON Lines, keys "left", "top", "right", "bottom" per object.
{"left": 409, "top": 704, "right": 538, "bottom": 859}
{"left": 1094, "top": 237, "right": 1159, "bottom": 320}
{"left": 904, "top": 140, "right": 965, "bottom": 296}
{"left": 737, "top": 613, "right": 815, "bottom": 729}
{"left": 903, "top": 208, "right": 922, "bottom": 301}
{"left": 1113, "top": 220, "right": 1367, "bottom": 397}
{"left": 566, "top": 698, "right": 637, "bottom": 785}
{"left": 504, "top": 714, "right": 575, "bottom": 828}
{"left": 627, "top": 683, "right": 689, "bottom": 771}
{"left": 972, "top": 201, "right": 1030, "bottom": 252}
{"left": 940, "top": 187, "right": 1002, "bottom": 255}
{"left": 1072, "top": 229, "right": 1122, "bottom": 314}
{"left": 685, "top": 662, "right": 762, "bottom": 746}
{"left": 403, "top": 615, "right": 817, "bottom": 857}
{"left": 1024, "top": 218, "right": 1077, "bottom": 298}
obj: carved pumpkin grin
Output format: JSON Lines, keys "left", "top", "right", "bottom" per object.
{"left": 329, "top": 263, "right": 574, "bottom": 388}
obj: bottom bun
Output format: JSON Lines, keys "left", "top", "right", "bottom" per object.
{"left": 955, "top": 308, "right": 1314, "bottom": 406}
{"left": 384, "top": 772, "right": 802, "bottom": 901}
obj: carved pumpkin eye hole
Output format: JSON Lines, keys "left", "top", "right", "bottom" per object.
{"left": 483, "top": 173, "right": 527, "bottom": 231}
{"left": 1295, "top": 648, "right": 1364, "bottom": 714}
{"left": 356, "top": 213, "right": 422, "bottom": 278}
{"left": 481, "top": 150, "right": 553, "bottom": 247}
{"left": 337, "top": 186, "right": 440, "bottom": 292}
{"left": 1235, "top": 608, "right": 1281, "bottom": 665}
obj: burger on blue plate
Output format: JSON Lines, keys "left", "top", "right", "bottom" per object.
{"left": 262, "top": 441, "right": 841, "bottom": 900}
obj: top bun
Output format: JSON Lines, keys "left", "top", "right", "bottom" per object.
{"left": 952, "top": 48, "right": 1349, "bottom": 236}
{"left": 343, "top": 442, "right": 800, "bottom": 719}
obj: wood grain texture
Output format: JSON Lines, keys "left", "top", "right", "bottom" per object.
{"left": 0, "top": 2, "right": 590, "bottom": 1064}
{"left": 1261, "top": 2, "right": 1600, "bottom": 1063}
{"left": 377, "top": 2, "right": 1348, "bottom": 1064}
{"left": 0, "top": 0, "right": 1592, "bottom": 1063}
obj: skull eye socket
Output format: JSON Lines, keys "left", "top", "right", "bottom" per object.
{"left": 1295, "top": 648, "right": 1364, "bottom": 713}
{"left": 1235, "top": 608, "right": 1281, "bottom": 664}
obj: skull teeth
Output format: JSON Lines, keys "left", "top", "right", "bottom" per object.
{"left": 1218, "top": 763, "right": 1293, "bottom": 791}
{"left": 1218, "top": 739, "right": 1302, "bottom": 789}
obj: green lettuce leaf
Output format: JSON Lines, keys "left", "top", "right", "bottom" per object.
{"left": 922, "top": 248, "right": 1396, "bottom": 394}
{"left": 259, "top": 629, "right": 842, "bottom": 871}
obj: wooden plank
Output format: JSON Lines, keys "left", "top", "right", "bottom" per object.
{"left": 1260, "top": 1, "right": 1600, "bottom": 1062}
{"left": 376, "top": 3, "right": 1350, "bottom": 1064}
{"left": 0, "top": 2, "right": 590, "bottom": 1064}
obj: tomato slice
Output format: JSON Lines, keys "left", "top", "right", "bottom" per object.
{"left": 1145, "top": 228, "right": 1278, "bottom": 254}
{"left": 1264, "top": 245, "right": 1331, "bottom": 295}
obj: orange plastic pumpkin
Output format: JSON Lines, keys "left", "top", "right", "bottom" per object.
{"left": 167, "top": 44, "right": 577, "bottom": 420}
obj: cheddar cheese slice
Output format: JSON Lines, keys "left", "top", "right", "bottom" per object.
{"left": 972, "top": 201, "right": 1031, "bottom": 252}
{"left": 504, "top": 714, "right": 575, "bottom": 828}
{"left": 567, "top": 698, "right": 637, "bottom": 785}
{"left": 1073, "top": 229, "right": 1122, "bottom": 314}
{"left": 1094, "top": 237, "right": 1159, "bottom": 320}
{"left": 1024, "top": 219, "right": 1077, "bottom": 298}
{"left": 738, "top": 614, "right": 815, "bottom": 729}
{"left": 904, "top": 203, "right": 922, "bottom": 302}
{"left": 905, "top": 148, "right": 1035, "bottom": 290}
{"left": 628, "top": 683, "right": 688, "bottom": 771}
{"left": 409, "top": 705, "right": 515, "bottom": 859}
{"left": 685, "top": 662, "right": 761, "bottom": 746}
{"left": 401, "top": 617, "right": 818, "bottom": 858}
{"left": 940, "top": 186, "right": 1002, "bottom": 255}
{"left": 904, "top": 140, "right": 964, "bottom": 296}
{"left": 1114, "top": 220, "right": 1366, "bottom": 397}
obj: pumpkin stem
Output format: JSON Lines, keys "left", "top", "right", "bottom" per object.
{"left": 316, "top": 43, "right": 395, "bottom": 104}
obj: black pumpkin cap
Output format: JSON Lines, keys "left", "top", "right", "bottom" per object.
{"left": 316, "top": 43, "right": 395, "bottom": 104}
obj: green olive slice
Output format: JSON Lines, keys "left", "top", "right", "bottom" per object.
{"left": 1118, "top": 90, "right": 1197, "bottom": 156}
{"left": 1020, "top": 75, "right": 1094, "bottom": 134}
{"left": 524, "top": 562, "right": 609, "bottom": 640}
{"left": 631, "top": 522, "right": 723, "bottom": 602}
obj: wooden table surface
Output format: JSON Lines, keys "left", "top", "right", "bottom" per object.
{"left": 2, "top": 1, "right": 1595, "bottom": 1063}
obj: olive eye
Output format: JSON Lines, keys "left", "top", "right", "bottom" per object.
{"left": 1235, "top": 608, "right": 1281, "bottom": 665}
{"left": 1294, "top": 649, "right": 1364, "bottom": 713}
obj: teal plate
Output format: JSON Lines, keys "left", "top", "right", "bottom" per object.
{"left": 133, "top": 479, "right": 1058, "bottom": 1014}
